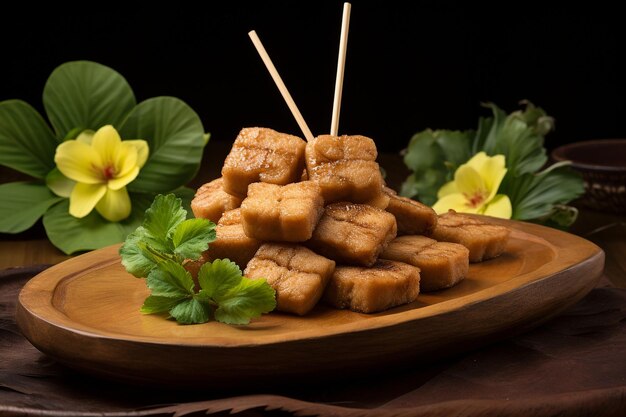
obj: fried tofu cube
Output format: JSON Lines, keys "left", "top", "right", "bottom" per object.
{"left": 204, "top": 209, "right": 261, "bottom": 269}
{"left": 240, "top": 181, "right": 324, "bottom": 242}
{"left": 305, "top": 134, "right": 385, "bottom": 203}
{"left": 431, "top": 210, "right": 510, "bottom": 262}
{"left": 191, "top": 178, "right": 242, "bottom": 223}
{"left": 382, "top": 235, "right": 469, "bottom": 291}
{"left": 323, "top": 260, "right": 420, "bottom": 313}
{"left": 245, "top": 243, "right": 336, "bottom": 315}
{"left": 383, "top": 187, "right": 437, "bottom": 236}
{"left": 307, "top": 202, "right": 397, "bottom": 266}
{"left": 222, "top": 127, "right": 306, "bottom": 198}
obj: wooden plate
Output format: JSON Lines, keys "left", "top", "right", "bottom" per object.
{"left": 16, "top": 218, "right": 604, "bottom": 387}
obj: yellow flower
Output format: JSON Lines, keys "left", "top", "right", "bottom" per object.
{"left": 432, "top": 152, "right": 512, "bottom": 219}
{"left": 54, "top": 125, "right": 149, "bottom": 222}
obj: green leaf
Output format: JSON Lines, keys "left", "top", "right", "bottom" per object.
{"left": 198, "top": 259, "right": 276, "bottom": 325}
{"left": 119, "top": 227, "right": 155, "bottom": 278}
{"left": 145, "top": 260, "right": 195, "bottom": 298}
{"left": 401, "top": 129, "right": 472, "bottom": 204}
{"left": 0, "top": 100, "right": 59, "bottom": 178}
{"left": 120, "top": 97, "right": 206, "bottom": 194}
{"left": 213, "top": 278, "right": 277, "bottom": 325}
{"left": 169, "top": 298, "right": 211, "bottom": 324}
{"left": 43, "top": 193, "right": 153, "bottom": 254}
{"left": 141, "top": 295, "right": 184, "bottom": 314}
{"left": 197, "top": 259, "right": 243, "bottom": 299}
{"left": 477, "top": 102, "right": 548, "bottom": 177}
{"left": 172, "top": 218, "right": 216, "bottom": 260}
{"left": 500, "top": 162, "right": 584, "bottom": 221}
{"left": 43, "top": 61, "right": 136, "bottom": 139}
{"left": 142, "top": 194, "right": 187, "bottom": 244}
{"left": 0, "top": 182, "right": 63, "bottom": 233}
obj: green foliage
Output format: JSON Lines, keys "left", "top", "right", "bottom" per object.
{"left": 119, "top": 194, "right": 215, "bottom": 277}
{"left": 122, "top": 195, "right": 276, "bottom": 325}
{"left": 401, "top": 129, "right": 473, "bottom": 205}
{"left": 0, "top": 61, "right": 208, "bottom": 253}
{"left": 0, "top": 182, "right": 63, "bottom": 233}
{"left": 401, "top": 101, "right": 583, "bottom": 226}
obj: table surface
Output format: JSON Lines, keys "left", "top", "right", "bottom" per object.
{"left": 1, "top": 148, "right": 625, "bottom": 417}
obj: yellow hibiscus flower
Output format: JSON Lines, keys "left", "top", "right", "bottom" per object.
{"left": 432, "top": 152, "right": 512, "bottom": 219}
{"left": 54, "top": 125, "right": 149, "bottom": 222}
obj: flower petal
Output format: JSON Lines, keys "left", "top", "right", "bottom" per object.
{"left": 437, "top": 180, "right": 458, "bottom": 198}
{"left": 454, "top": 165, "right": 486, "bottom": 197}
{"left": 480, "top": 155, "right": 507, "bottom": 203}
{"left": 432, "top": 193, "right": 480, "bottom": 215}
{"left": 46, "top": 167, "right": 75, "bottom": 198}
{"left": 465, "top": 152, "right": 489, "bottom": 173}
{"left": 114, "top": 142, "right": 138, "bottom": 178}
{"left": 123, "top": 140, "right": 149, "bottom": 168}
{"left": 55, "top": 140, "right": 103, "bottom": 184}
{"left": 76, "top": 129, "right": 95, "bottom": 144}
{"left": 482, "top": 194, "right": 512, "bottom": 219}
{"left": 96, "top": 187, "right": 131, "bottom": 222}
{"left": 108, "top": 166, "right": 139, "bottom": 190}
{"left": 69, "top": 183, "right": 107, "bottom": 218}
{"left": 92, "top": 125, "right": 122, "bottom": 166}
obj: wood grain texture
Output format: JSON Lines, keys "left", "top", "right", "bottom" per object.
{"left": 15, "top": 217, "right": 604, "bottom": 388}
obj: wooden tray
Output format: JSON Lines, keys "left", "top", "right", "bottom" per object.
{"left": 16, "top": 218, "right": 604, "bottom": 387}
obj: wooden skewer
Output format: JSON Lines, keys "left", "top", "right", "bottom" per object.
{"left": 330, "top": 2, "right": 352, "bottom": 136}
{"left": 248, "top": 30, "right": 315, "bottom": 142}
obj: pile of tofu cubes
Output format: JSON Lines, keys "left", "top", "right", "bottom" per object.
{"left": 192, "top": 128, "right": 509, "bottom": 315}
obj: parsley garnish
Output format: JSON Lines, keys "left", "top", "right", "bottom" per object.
{"left": 119, "top": 194, "right": 276, "bottom": 325}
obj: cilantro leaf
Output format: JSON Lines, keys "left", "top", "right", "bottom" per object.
{"left": 197, "top": 259, "right": 243, "bottom": 299}
{"left": 197, "top": 259, "right": 276, "bottom": 325}
{"left": 142, "top": 194, "right": 187, "bottom": 244}
{"left": 119, "top": 227, "right": 154, "bottom": 278}
{"left": 170, "top": 298, "right": 212, "bottom": 324}
{"left": 172, "top": 218, "right": 216, "bottom": 259}
{"left": 120, "top": 194, "right": 216, "bottom": 278}
{"left": 146, "top": 260, "right": 195, "bottom": 298}
{"left": 213, "top": 278, "right": 277, "bottom": 325}
{"left": 141, "top": 295, "right": 184, "bottom": 314}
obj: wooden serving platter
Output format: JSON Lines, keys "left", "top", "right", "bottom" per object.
{"left": 16, "top": 218, "right": 604, "bottom": 387}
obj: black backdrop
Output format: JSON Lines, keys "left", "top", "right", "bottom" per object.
{"left": 2, "top": 1, "right": 625, "bottom": 153}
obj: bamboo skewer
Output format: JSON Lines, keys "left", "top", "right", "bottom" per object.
{"left": 330, "top": 2, "right": 352, "bottom": 136}
{"left": 248, "top": 30, "right": 315, "bottom": 142}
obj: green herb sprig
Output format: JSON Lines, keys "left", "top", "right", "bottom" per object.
{"left": 120, "top": 194, "right": 276, "bottom": 325}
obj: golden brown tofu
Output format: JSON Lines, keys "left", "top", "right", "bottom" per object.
{"left": 191, "top": 178, "right": 242, "bottom": 223}
{"left": 222, "top": 127, "right": 306, "bottom": 198}
{"left": 365, "top": 188, "right": 391, "bottom": 210}
{"left": 307, "top": 202, "right": 397, "bottom": 266}
{"left": 240, "top": 181, "right": 324, "bottom": 242}
{"left": 383, "top": 187, "right": 437, "bottom": 236}
{"left": 431, "top": 210, "right": 510, "bottom": 262}
{"left": 323, "top": 260, "right": 420, "bottom": 313}
{"left": 204, "top": 209, "right": 261, "bottom": 269}
{"left": 305, "top": 134, "right": 385, "bottom": 203}
{"left": 245, "top": 243, "right": 336, "bottom": 315}
{"left": 381, "top": 235, "right": 469, "bottom": 291}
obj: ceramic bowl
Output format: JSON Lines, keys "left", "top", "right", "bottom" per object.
{"left": 551, "top": 139, "right": 626, "bottom": 214}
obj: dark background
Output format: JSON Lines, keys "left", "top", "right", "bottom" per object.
{"left": 2, "top": 1, "right": 625, "bottom": 153}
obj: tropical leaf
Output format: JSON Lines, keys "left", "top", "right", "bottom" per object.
{"left": 43, "top": 61, "right": 136, "bottom": 139}
{"left": 0, "top": 182, "right": 63, "bottom": 233}
{"left": 500, "top": 162, "right": 584, "bottom": 221}
{"left": 120, "top": 97, "right": 205, "bottom": 194}
{"left": 0, "top": 100, "right": 59, "bottom": 178}
{"left": 43, "top": 193, "right": 154, "bottom": 254}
